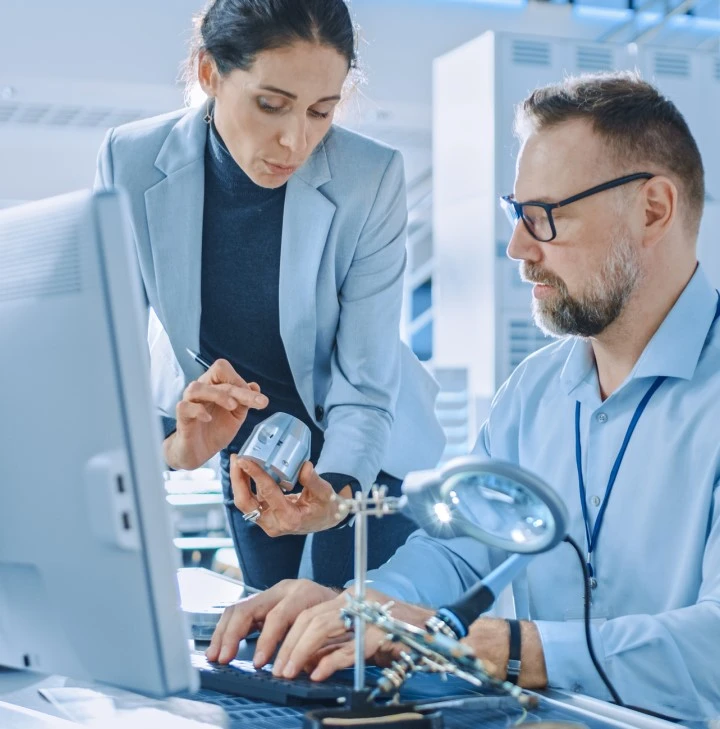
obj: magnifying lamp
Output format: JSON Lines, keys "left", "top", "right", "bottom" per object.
{"left": 333, "top": 457, "right": 576, "bottom": 717}
{"left": 402, "top": 456, "right": 569, "bottom": 638}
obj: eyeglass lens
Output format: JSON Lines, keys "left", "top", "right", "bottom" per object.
{"left": 521, "top": 205, "right": 553, "bottom": 242}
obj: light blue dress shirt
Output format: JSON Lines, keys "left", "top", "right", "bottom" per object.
{"left": 366, "top": 265, "right": 720, "bottom": 720}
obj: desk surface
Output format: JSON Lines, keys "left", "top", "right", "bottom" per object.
{"left": 0, "top": 665, "right": 683, "bottom": 729}
{"left": 0, "top": 570, "right": 688, "bottom": 729}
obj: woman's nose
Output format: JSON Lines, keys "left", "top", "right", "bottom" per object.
{"left": 278, "top": 115, "right": 309, "bottom": 157}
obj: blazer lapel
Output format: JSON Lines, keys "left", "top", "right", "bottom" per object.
{"left": 280, "top": 138, "right": 336, "bottom": 407}
{"left": 144, "top": 106, "right": 207, "bottom": 353}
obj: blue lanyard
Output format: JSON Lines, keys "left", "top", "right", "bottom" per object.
{"left": 575, "top": 292, "right": 720, "bottom": 581}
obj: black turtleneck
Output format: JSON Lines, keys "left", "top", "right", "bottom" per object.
{"left": 200, "top": 120, "right": 324, "bottom": 459}
{"left": 199, "top": 122, "right": 356, "bottom": 494}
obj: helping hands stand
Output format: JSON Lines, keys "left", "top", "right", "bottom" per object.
{"left": 331, "top": 486, "right": 536, "bottom": 711}
{"left": 332, "top": 485, "right": 405, "bottom": 707}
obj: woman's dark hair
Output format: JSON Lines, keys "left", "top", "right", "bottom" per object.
{"left": 185, "top": 0, "right": 358, "bottom": 90}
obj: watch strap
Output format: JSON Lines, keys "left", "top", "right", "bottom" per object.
{"left": 506, "top": 618, "right": 522, "bottom": 684}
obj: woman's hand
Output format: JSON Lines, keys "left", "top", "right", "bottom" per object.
{"left": 231, "top": 458, "right": 351, "bottom": 536}
{"left": 164, "top": 358, "right": 268, "bottom": 470}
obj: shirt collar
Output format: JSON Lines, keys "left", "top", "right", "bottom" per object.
{"left": 631, "top": 264, "right": 718, "bottom": 381}
{"left": 559, "top": 337, "right": 595, "bottom": 397}
{"left": 560, "top": 264, "right": 718, "bottom": 396}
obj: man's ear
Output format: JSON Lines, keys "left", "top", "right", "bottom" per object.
{"left": 642, "top": 175, "right": 677, "bottom": 249}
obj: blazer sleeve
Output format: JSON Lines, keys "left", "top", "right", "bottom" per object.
{"left": 94, "top": 129, "right": 115, "bottom": 190}
{"left": 314, "top": 151, "right": 407, "bottom": 489}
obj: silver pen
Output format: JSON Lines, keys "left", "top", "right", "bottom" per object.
{"left": 185, "top": 348, "right": 212, "bottom": 371}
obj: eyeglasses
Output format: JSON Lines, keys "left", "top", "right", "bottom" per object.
{"left": 500, "top": 173, "right": 654, "bottom": 243}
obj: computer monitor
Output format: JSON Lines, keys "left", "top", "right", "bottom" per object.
{"left": 0, "top": 190, "right": 197, "bottom": 696}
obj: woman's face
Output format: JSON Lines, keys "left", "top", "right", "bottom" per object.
{"left": 199, "top": 41, "right": 349, "bottom": 188}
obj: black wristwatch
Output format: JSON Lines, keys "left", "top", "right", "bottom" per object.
{"left": 506, "top": 618, "right": 522, "bottom": 685}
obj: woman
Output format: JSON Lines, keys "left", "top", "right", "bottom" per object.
{"left": 95, "top": 0, "right": 445, "bottom": 589}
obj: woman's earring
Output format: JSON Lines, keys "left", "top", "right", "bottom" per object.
{"left": 204, "top": 97, "right": 213, "bottom": 124}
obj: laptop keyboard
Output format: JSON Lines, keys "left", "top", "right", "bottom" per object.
{"left": 186, "top": 658, "right": 632, "bottom": 729}
{"left": 191, "top": 690, "right": 306, "bottom": 729}
{"left": 191, "top": 652, "right": 351, "bottom": 705}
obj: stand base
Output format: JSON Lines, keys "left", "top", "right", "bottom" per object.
{"left": 303, "top": 702, "right": 444, "bottom": 729}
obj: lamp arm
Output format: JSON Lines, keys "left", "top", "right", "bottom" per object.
{"left": 435, "top": 553, "right": 533, "bottom": 637}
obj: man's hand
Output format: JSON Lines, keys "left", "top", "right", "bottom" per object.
{"left": 164, "top": 358, "right": 268, "bottom": 470}
{"left": 206, "top": 579, "right": 338, "bottom": 666}
{"left": 231, "top": 458, "right": 351, "bottom": 536}
{"left": 462, "top": 618, "right": 548, "bottom": 689}
{"left": 273, "top": 588, "right": 434, "bottom": 681}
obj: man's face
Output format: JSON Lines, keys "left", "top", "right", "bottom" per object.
{"left": 507, "top": 119, "right": 645, "bottom": 338}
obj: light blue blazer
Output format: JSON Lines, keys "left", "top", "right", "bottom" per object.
{"left": 94, "top": 104, "right": 445, "bottom": 488}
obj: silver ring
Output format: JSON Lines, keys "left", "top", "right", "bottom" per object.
{"left": 243, "top": 508, "right": 262, "bottom": 524}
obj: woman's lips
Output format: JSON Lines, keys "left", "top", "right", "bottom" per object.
{"left": 263, "top": 160, "right": 298, "bottom": 176}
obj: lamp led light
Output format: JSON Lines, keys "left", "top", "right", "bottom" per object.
{"left": 433, "top": 502, "right": 452, "bottom": 523}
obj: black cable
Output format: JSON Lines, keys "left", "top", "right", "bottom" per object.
{"left": 563, "top": 535, "right": 624, "bottom": 707}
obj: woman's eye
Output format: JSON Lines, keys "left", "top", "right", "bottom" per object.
{"left": 258, "top": 98, "right": 284, "bottom": 114}
{"left": 309, "top": 109, "right": 331, "bottom": 120}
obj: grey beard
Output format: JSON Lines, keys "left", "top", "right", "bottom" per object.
{"left": 529, "top": 233, "right": 641, "bottom": 339}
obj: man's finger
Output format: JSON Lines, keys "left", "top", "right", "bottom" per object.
{"left": 253, "top": 580, "right": 338, "bottom": 668}
{"left": 206, "top": 598, "right": 257, "bottom": 663}
{"left": 309, "top": 641, "right": 357, "bottom": 681}
{"left": 273, "top": 597, "right": 345, "bottom": 672}
{"left": 272, "top": 605, "right": 317, "bottom": 675}
{"left": 253, "top": 599, "right": 298, "bottom": 668}
{"left": 280, "top": 609, "right": 348, "bottom": 678}
{"left": 206, "top": 604, "right": 233, "bottom": 661}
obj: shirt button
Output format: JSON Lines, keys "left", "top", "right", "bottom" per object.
{"left": 591, "top": 496, "right": 601, "bottom": 507}
{"left": 315, "top": 405, "right": 325, "bottom": 421}
{"left": 596, "top": 412, "right": 608, "bottom": 423}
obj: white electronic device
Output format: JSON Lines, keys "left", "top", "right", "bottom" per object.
{"left": 0, "top": 190, "right": 197, "bottom": 696}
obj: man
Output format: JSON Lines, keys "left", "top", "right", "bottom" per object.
{"left": 207, "top": 72, "right": 720, "bottom": 720}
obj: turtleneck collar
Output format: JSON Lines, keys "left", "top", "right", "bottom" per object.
{"left": 206, "top": 120, "right": 285, "bottom": 198}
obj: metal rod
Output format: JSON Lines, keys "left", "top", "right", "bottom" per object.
{"left": 596, "top": 0, "right": 657, "bottom": 42}
{"left": 629, "top": 0, "right": 699, "bottom": 43}
{"left": 353, "top": 491, "right": 367, "bottom": 692}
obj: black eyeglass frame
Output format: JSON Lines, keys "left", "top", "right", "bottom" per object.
{"left": 500, "top": 172, "right": 654, "bottom": 243}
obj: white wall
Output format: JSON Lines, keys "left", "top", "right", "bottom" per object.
{"left": 0, "top": 0, "right": 637, "bottom": 202}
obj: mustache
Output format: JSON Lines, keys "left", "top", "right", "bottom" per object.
{"left": 520, "top": 262, "right": 566, "bottom": 290}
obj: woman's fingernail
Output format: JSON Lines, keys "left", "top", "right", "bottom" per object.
{"left": 272, "top": 657, "right": 284, "bottom": 676}
{"left": 282, "top": 661, "right": 296, "bottom": 678}
{"left": 310, "top": 668, "right": 321, "bottom": 681}
{"left": 255, "top": 395, "right": 267, "bottom": 405}
{"left": 253, "top": 651, "right": 266, "bottom": 668}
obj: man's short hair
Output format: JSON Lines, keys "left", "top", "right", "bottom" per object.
{"left": 515, "top": 71, "right": 705, "bottom": 236}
